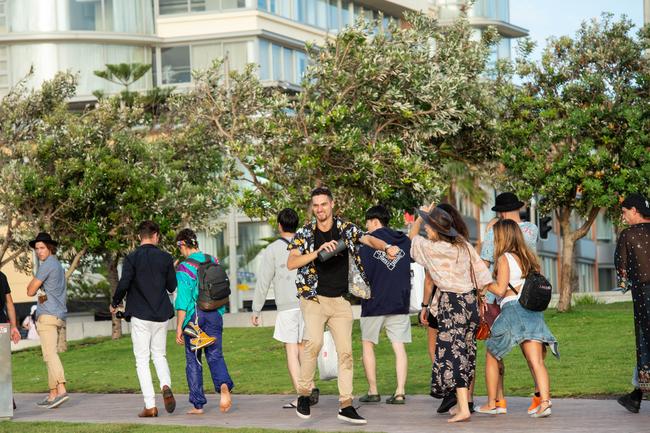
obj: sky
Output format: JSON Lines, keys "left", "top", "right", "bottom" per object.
{"left": 510, "top": 0, "right": 644, "bottom": 60}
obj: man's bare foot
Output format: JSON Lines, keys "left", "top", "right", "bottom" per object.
{"left": 448, "top": 411, "right": 471, "bottom": 423}
{"left": 449, "top": 405, "right": 458, "bottom": 416}
{"left": 220, "top": 383, "right": 232, "bottom": 413}
{"left": 187, "top": 407, "right": 204, "bottom": 415}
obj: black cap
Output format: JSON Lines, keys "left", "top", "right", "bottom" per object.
{"left": 29, "top": 232, "right": 58, "bottom": 249}
{"left": 621, "top": 193, "right": 650, "bottom": 217}
{"left": 491, "top": 192, "right": 525, "bottom": 212}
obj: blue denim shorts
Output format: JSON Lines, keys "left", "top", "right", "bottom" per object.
{"left": 486, "top": 301, "right": 559, "bottom": 361}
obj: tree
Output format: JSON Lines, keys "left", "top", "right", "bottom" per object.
{"left": 178, "top": 12, "right": 501, "bottom": 222}
{"left": 0, "top": 72, "right": 78, "bottom": 273}
{"left": 0, "top": 72, "right": 235, "bottom": 338}
{"left": 496, "top": 14, "right": 650, "bottom": 311}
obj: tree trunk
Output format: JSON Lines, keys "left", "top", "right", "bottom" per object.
{"left": 556, "top": 206, "right": 601, "bottom": 312}
{"left": 105, "top": 253, "right": 122, "bottom": 339}
{"left": 556, "top": 208, "right": 575, "bottom": 312}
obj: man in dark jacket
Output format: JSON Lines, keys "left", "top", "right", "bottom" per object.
{"left": 111, "top": 220, "right": 177, "bottom": 417}
{"left": 358, "top": 205, "right": 412, "bottom": 405}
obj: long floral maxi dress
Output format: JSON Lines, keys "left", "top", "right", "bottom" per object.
{"left": 430, "top": 290, "right": 479, "bottom": 398}
{"left": 615, "top": 223, "right": 650, "bottom": 392}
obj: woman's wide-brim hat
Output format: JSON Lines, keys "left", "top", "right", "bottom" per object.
{"left": 491, "top": 192, "right": 525, "bottom": 212}
{"left": 417, "top": 207, "right": 459, "bottom": 238}
{"left": 29, "top": 232, "right": 58, "bottom": 248}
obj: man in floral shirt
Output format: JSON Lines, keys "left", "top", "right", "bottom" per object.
{"left": 287, "top": 186, "right": 400, "bottom": 425}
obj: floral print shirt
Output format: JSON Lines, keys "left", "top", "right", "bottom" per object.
{"left": 287, "top": 216, "right": 367, "bottom": 300}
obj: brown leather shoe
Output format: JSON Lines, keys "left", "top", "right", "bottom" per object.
{"left": 162, "top": 385, "right": 176, "bottom": 413}
{"left": 138, "top": 407, "right": 158, "bottom": 418}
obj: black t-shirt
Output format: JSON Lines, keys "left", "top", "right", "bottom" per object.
{"left": 0, "top": 272, "right": 11, "bottom": 323}
{"left": 314, "top": 225, "right": 349, "bottom": 297}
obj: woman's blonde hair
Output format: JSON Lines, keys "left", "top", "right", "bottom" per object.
{"left": 493, "top": 219, "right": 540, "bottom": 276}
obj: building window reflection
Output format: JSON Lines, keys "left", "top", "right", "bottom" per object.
{"left": 9, "top": 0, "right": 154, "bottom": 34}
{"left": 258, "top": 39, "right": 307, "bottom": 84}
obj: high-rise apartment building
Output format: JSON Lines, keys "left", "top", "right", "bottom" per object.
{"left": 8, "top": 2, "right": 621, "bottom": 312}
{"left": 0, "top": 1, "right": 527, "bottom": 99}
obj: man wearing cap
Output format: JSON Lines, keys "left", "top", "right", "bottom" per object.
{"left": 615, "top": 192, "right": 650, "bottom": 413}
{"left": 478, "top": 192, "right": 539, "bottom": 415}
{"left": 26, "top": 232, "right": 69, "bottom": 409}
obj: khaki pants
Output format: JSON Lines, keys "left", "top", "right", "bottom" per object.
{"left": 37, "top": 314, "right": 67, "bottom": 389}
{"left": 298, "top": 296, "right": 354, "bottom": 404}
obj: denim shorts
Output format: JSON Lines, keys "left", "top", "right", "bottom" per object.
{"left": 486, "top": 301, "right": 559, "bottom": 361}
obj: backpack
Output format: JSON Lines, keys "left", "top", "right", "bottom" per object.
{"left": 185, "top": 255, "right": 231, "bottom": 311}
{"left": 509, "top": 270, "right": 553, "bottom": 312}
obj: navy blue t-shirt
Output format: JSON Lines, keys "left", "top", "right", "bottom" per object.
{"left": 359, "top": 227, "right": 411, "bottom": 316}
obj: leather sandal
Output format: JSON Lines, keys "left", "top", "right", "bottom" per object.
{"left": 386, "top": 394, "right": 406, "bottom": 405}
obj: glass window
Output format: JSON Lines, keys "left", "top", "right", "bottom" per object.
{"left": 159, "top": 0, "right": 189, "bottom": 14}
{"left": 105, "top": 0, "right": 155, "bottom": 34}
{"left": 68, "top": 0, "right": 101, "bottom": 31}
{"left": 258, "top": 39, "right": 270, "bottom": 80}
{"left": 282, "top": 47, "right": 293, "bottom": 82}
{"left": 223, "top": 41, "right": 248, "bottom": 71}
{"left": 315, "top": 0, "right": 327, "bottom": 28}
{"left": 161, "top": 46, "right": 191, "bottom": 84}
{"left": 192, "top": 43, "right": 224, "bottom": 72}
{"left": 296, "top": 0, "right": 307, "bottom": 22}
{"left": 257, "top": 0, "right": 267, "bottom": 10}
{"left": 497, "top": 0, "right": 509, "bottom": 21}
{"left": 277, "top": 0, "right": 292, "bottom": 18}
{"left": 341, "top": 0, "right": 351, "bottom": 28}
{"left": 596, "top": 212, "right": 615, "bottom": 242}
{"left": 295, "top": 50, "right": 307, "bottom": 82}
{"left": 328, "top": 0, "right": 339, "bottom": 32}
{"left": 271, "top": 43, "right": 281, "bottom": 80}
{"left": 598, "top": 268, "right": 615, "bottom": 292}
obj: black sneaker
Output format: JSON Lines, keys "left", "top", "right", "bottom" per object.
{"left": 437, "top": 393, "right": 457, "bottom": 414}
{"left": 296, "top": 396, "right": 311, "bottom": 419}
{"left": 337, "top": 406, "right": 367, "bottom": 425}
{"left": 310, "top": 388, "right": 320, "bottom": 406}
{"left": 468, "top": 402, "right": 475, "bottom": 413}
{"left": 617, "top": 392, "right": 641, "bottom": 413}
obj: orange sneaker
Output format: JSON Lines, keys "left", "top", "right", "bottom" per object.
{"left": 495, "top": 399, "right": 507, "bottom": 414}
{"left": 527, "top": 395, "right": 541, "bottom": 415}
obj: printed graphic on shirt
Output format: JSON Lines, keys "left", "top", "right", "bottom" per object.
{"left": 373, "top": 248, "right": 405, "bottom": 270}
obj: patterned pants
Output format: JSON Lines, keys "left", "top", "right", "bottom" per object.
{"left": 430, "top": 291, "right": 479, "bottom": 398}
{"left": 632, "top": 283, "right": 650, "bottom": 392}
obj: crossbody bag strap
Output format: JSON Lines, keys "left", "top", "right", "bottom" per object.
{"left": 508, "top": 283, "right": 518, "bottom": 295}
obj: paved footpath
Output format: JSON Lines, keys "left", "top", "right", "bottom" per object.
{"left": 8, "top": 393, "right": 649, "bottom": 433}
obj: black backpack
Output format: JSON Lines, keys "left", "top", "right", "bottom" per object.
{"left": 509, "top": 270, "right": 553, "bottom": 312}
{"left": 185, "top": 255, "right": 231, "bottom": 311}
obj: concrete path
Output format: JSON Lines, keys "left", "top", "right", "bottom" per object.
{"left": 8, "top": 393, "right": 648, "bottom": 433}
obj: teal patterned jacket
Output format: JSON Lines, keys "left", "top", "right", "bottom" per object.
{"left": 287, "top": 216, "right": 368, "bottom": 300}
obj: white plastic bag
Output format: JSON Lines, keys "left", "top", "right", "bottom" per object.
{"left": 409, "top": 262, "right": 425, "bottom": 313}
{"left": 317, "top": 330, "right": 338, "bottom": 381}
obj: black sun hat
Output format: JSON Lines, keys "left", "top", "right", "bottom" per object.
{"left": 29, "top": 232, "right": 58, "bottom": 249}
{"left": 416, "top": 207, "right": 459, "bottom": 238}
{"left": 491, "top": 192, "right": 525, "bottom": 212}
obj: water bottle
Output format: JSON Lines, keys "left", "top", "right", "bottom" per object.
{"left": 317, "top": 239, "right": 346, "bottom": 262}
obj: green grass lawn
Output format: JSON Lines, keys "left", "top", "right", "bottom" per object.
{"left": 0, "top": 422, "right": 377, "bottom": 433}
{"left": 11, "top": 302, "right": 636, "bottom": 398}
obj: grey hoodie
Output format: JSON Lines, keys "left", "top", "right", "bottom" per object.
{"left": 252, "top": 237, "right": 299, "bottom": 313}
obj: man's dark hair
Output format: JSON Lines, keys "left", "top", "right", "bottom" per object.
{"left": 310, "top": 186, "right": 333, "bottom": 200}
{"left": 365, "top": 205, "right": 391, "bottom": 227}
{"left": 138, "top": 220, "right": 160, "bottom": 239}
{"left": 277, "top": 208, "right": 299, "bottom": 233}
{"left": 175, "top": 228, "right": 199, "bottom": 248}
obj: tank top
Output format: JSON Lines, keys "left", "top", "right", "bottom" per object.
{"left": 499, "top": 252, "right": 525, "bottom": 307}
